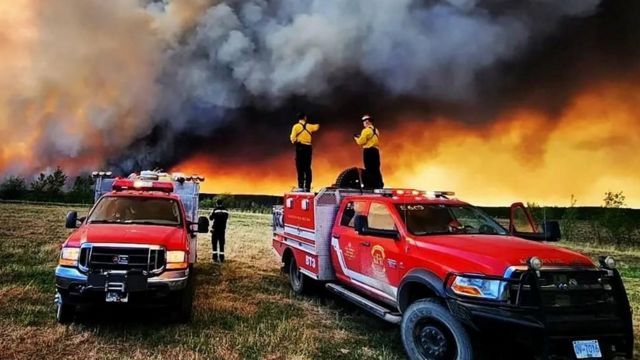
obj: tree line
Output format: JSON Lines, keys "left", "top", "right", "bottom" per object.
{"left": 1, "top": 169, "right": 638, "bottom": 246}
{"left": 0, "top": 167, "right": 94, "bottom": 204}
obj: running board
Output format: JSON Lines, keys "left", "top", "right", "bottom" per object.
{"left": 325, "top": 283, "right": 402, "bottom": 324}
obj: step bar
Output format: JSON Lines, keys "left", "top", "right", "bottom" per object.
{"left": 325, "top": 283, "right": 402, "bottom": 324}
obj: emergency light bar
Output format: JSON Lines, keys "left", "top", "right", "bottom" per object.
{"left": 112, "top": 178, "right": 174, "bottom": 193}
{"left": 172, "top": 174, "right": 205, "bottom": 183}
{"left": 91, "top": 171, "right": 113, "bottom": 178}
{"left": 374, "top": 189, "right": 426, "bottom": 197}
{"left": 426, "top": 191, "right": 456, "bottom": 198}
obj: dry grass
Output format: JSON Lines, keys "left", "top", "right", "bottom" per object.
{"left": 0, "top": 203, "right": 637, "bottom": 359}
{"left": 0, "top": 203, "right": 401, "bottom": 360}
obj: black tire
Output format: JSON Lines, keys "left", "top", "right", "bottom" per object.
{"left": 401, "top": 299, "right": 473, "bottom": 360}
{"left": 173, "top": 266, "right": 195, "bottom": 323}
{"left": 288, "top": 256, "right": 307, "bottom": 294}
{"left": 55, "top": 291, "right": 75, "bottom": 324}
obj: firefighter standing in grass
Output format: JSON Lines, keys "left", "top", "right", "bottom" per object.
{"left": 354, "top": 114, "right": 384, "bottom": 189}
{"left": 290, "top": 112, "right": 319, "bottom": 192}
{"left": 209, "top": 199, "right": 229, "bottom": 263}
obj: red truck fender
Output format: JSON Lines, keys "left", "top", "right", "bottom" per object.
{"left": 397, "top": 269, "right": 446, "bottom": 313}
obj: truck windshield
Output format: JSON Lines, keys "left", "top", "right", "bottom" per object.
{"left": 88, "top": 196, "right": 182, "bottom": 226}
{"left": 395, "top": 204, "right": 507, "bottom": 236}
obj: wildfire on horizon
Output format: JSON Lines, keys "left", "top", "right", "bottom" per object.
{"left": 1, "top": 0, "right": 639, "bottom": 208}
{"left": 175, "top": 80, "right": 640, "bottom": 207}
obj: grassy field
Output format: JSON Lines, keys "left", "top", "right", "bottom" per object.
{"left": 0, "top": 202, "right": 637, "bottom": 359}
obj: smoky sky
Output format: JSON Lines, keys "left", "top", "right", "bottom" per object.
{"left": 106, "top": 0, "right": 639, "bottom": 174}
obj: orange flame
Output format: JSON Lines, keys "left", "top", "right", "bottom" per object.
{"left": 175, "top": 80, "right": 640, "bottom": 207}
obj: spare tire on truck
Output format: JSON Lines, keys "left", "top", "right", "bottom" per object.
{"left": 333, "top": 167, "right": 375, "bottom": 189}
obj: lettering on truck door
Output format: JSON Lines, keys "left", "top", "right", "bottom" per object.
{"left": 359, "top": 201, "right": 401, "bottom": 299}
{"left": 332, "top": 201, "right": 367, "bottom": 283}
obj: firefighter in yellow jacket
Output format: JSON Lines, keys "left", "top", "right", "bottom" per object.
{"left": 290, "top": 112, "right": 319, "bottom": 192}
{"left": 354, "top": 114, "right": 384, "bottom": 189}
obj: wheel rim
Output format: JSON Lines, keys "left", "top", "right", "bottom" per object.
{"left": 413, "top": 320, "right": 456, "bottom": 360}
{"left": 290, "top": 261, "right": 302, "bottom": 289}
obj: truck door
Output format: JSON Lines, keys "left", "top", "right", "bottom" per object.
{"left": 359, "top": 201, "right": 402, "bottom": 299}
{"left": 509, "top": 202, "right": 538, "bottom": 234}
{"left": 332, "top": 200, "right": 368, "bottom": 283}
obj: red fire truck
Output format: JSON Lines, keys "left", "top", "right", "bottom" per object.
{"left": 272, "top": 168, "right": 634, "bottom": 360}
{"left": 54, "top": 170, "right": 210, "bottom": 323}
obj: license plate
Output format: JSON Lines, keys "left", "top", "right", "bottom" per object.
{"left": 573, "top": 340, "right": 602, "bottom": 359}
{"left": 106, "top": 291, "right": 129, "bottom": 303}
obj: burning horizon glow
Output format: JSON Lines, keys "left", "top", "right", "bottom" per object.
{"left": 175, "top": 80, "right": 640, "bottom": 207}
{"left": 1, "top": 1, "right": 638, "bottom": 208}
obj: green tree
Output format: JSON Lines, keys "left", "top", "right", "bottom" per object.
{"left": 30, "top": 173, "right": 47, "bottom": 200}
{"left": 44, "top": 167, "right": 67, "bottom": 196}
{"left": 213, "top": 193, "right": 234, "bottom": 208}
{"left": 0, "top": 176, "right": 28, "bottom": 200}
{"left": 29, "top": 167, "right": 68, "bottom": 201}
{"left": 599, "top": 191, "right": 633, "bottom": 247}
{"left": 68, "top": 174, "right": 94, "bottom": 203}
{"left": 603, "top": 191, "right": 626, "bottom": 208}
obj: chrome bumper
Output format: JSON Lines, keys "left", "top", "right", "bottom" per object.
{"left": 55, "top": 266, "right": 189, "bottom": 291}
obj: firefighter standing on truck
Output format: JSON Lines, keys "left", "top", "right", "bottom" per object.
{"left": 289, "top": 112, "right": 319, "bottom": 192}
{"left": 209, "top": 199, "right": 229, "bottom": 263}
{"left": 354, "top": 114, "right": 384, "bottom": 189}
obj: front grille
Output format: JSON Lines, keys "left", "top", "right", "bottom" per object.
{"left": 508, "top": 269, "right": 616, "bottom": 314}
{"left": 79, "top": 245, "right": 165, "bottom": 273}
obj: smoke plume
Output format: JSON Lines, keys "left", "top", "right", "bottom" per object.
{"left": 1, "top": 0, "right": 639, "bottom": 205}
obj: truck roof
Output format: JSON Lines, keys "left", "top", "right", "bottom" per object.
{"left": 341, "top": 193, "right": 470, "bottom": 206}
{"left": 286, "top": 188, "right": 470, "bottom": 207}
{"left": 103, "top": 190, "right": 182, "bottom": 200}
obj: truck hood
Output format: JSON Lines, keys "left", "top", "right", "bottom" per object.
{"left": 412, "top": 234, "right": 595, "bottom": 276}
{"left": 64, "top": 224, "right": 187, "bottom": 250}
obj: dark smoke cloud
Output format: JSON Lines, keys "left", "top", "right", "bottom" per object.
{"left": 113, "top": 0, "right": 639, "bottom": 173}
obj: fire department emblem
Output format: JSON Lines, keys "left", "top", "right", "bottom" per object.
{"left": 371, "top": 245, "right": 386, "bottom": 274}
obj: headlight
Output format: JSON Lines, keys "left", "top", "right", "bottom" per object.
{"left": 450, "top": 276, "right": 507, "bottom": 300}
{"left": 59, "top": 247, "right": 80, "bottom": 267}
{"left": 166, "top": 250, "right": 187, "bottom": 270}
{"left": 599, "top": 256, "right": 616, "bottom": 269}
{"left": 528, "top": 256, "right": 543, "bottom": 271}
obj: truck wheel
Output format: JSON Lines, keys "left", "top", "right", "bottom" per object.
{"left": 173, "top": 266, "right": 195, "bottom": 323}
{"left": 55, "top": 291, "right": 75, "bottom": 324}
{"left": 401, "top": 299, "right": 473, "bottom": 360}
{"left": 289, "top": 257, "right": 307, "bottom": 294}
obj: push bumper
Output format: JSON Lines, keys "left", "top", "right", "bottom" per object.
{"left": 55, "top": 265, "right": 189, "bottom": 303}
{"left": 448, "top": 299, "right": 633, "bottom": 359}
{"left": 444, "top": 268, "right": 634, "bottom": 359}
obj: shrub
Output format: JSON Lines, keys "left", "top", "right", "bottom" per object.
{"left": 0, "top": 176, "right": 28, "bottom": 200}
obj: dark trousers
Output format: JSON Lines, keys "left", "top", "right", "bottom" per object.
{"left": 295, "top": 143, "right": 313, "bottom": 191}
{"left": 363, "top": 147, "right": 384, "bottom": 189}
{"left": 211, "top": 232, "right": 226, "bottom": 262}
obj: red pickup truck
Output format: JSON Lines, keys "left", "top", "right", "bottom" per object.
{"left": 55, "top": 171, "right": 209, "bottom": 323}
{"left": 272, "top": 169, "right": 634, "bottom": 360}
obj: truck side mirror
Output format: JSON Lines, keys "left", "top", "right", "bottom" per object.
{"left": 65, "top": 211, "right": 78, "bottom": 229}
{"left": 540, "top": 220, "right": 561, "bottom": 242}
{"left": 354, "top": 215, "right": 368, "bottom": 234}
{"left": 197, "top": 216, "right": 210, "bottom": 233}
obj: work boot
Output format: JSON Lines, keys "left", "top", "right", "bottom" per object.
{"left": 220, "top": 253, "right": 225, "bottom": 263}
{"left": 212, "top": 253, "right": 219, "bottom": 263}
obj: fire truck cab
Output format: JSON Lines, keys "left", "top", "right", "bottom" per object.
{"left": 54, "top": 170, "right": 210, "bottom": 323}
{"left": 272, "top": 170, "right": 634, "bottom": 360}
